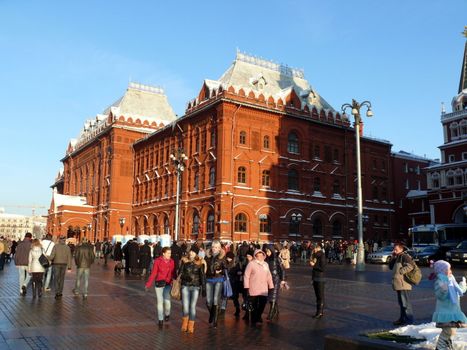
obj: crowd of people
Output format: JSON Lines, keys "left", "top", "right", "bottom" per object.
{"left": 1, "top": 233, "right": 466, "bottom": 348}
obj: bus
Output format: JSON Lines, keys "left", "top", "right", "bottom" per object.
{"left": 409, "top": 224, "right": 467, "bottom": 250}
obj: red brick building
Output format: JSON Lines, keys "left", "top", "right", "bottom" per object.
{"left": 391, "top": 151, "right": 437, "bottom": 238}
{"left": 132, "top": 52, "right": 395, "bottom": 242}
{"left": 47, "top": 83, "right": 176, "bottom": 240}
{"left": 426, "top": 34, "right": 467, "bottom": 225}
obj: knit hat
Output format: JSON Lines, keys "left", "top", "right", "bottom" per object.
{"left": 246, "top": 249, "right": 254, "bottom": 257}
{"left": 434, "top": 260, "right": 450, "bottom": 275}
{"left": 254, "top": 249, "right": 265, "bottom": 257}
{"left": 190, "top": 245, "right": 200, "bottom": 255}
{"left": 226, "top": 251, "right": 235, "bottom": 260}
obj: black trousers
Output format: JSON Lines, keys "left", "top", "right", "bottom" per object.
{"left": 53, "top": 265, "right": 67, "bottom": 295}
{"left": 313, "top": 281, "right": 325, "bottom": 306}
{"left": 0, "top": 253, "right": 5, "bottom": 270}
{"left": 250, "top": 295, "right": 267, "bottom": 323}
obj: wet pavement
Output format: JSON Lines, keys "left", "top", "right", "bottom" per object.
{"left": 1, "top": 259, "right": 466, "bottom": 350}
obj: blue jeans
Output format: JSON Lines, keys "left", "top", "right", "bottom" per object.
{"left": 155, "top": 285, "right": 172, "bottom": 321}
{"left": 182, "top": 286, "right": 200, "bottom": 321}
{"left": 205, "top": 281, "right": 223, "bottom": 307}
{"left": 17, "top": 266, "right": 31, "bottom": 292}
{"left": 397, "top": 290, "right": 413, "bottom": 323}
{"left": 74, "top": 268, "right": 90, "bottom": 295}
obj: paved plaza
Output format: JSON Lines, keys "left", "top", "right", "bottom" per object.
{"left": 1, "top": 260, "right": 466, "bottom": 350}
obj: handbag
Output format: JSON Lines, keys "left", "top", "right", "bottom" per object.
{"left": 170, "top": 275, "right": 181, "bottom": 300}
{"left": 404, "top": 262, "right": 422, "bottom": 285}
{"left": 223, "top": 269, "right": 233, "bottom": 298}
{"left": 39, "top": 253, "right": 50, "bottom": 268}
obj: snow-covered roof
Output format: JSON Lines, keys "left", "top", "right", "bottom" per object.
{"left": 211, "top": 50, "right": 335, "bottom": 111}
{"left": 392, "top": 150, "right": 436, "bottom": 163}
{"left": 406, "top": 190, "right": 427, "bottom": 199}
{"left": 53, "top": 193, "right": 92, "bottom": 208}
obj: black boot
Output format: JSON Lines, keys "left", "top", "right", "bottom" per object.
{"left": 37, "top": 281, "right": 42, "bottom": 298}
{"left": 208, "top": 305, "right": 214, "bottom": 324}
{"left": 267, "top": 302, "right": 274, "bottom": 321}
{"left": 212, "top": 305, "right": 219, "bottom": 328}
{"left": 32, "top": 282, "right": 37, "bottom": 298}
{"left": 313, "top": 304, "right": 324, "bottom": 319}
{"left": 234, "top": 306, "right": 240, "bottom": 317}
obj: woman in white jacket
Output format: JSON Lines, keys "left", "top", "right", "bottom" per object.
{"left": 28, "top": 239, "right": 45, "bottom": 298}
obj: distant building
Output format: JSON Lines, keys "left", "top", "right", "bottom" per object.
{"left": 0, "top": 211, "right": 33, "bottom": 240}
{"left": 391, "top": 151, "right": 438, "bottom": 238}
{"left": 426, "top": 33, "right": 467, "bottom": 225}
{"left": 47, "top": 83, "right": 176, "bottom": 241}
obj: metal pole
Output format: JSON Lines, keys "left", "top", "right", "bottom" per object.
{"left": 174, "top": 168, "right": 181, "bottom": 242}
{"left": 355, "top": 117, "right": 365, "bottom": 271}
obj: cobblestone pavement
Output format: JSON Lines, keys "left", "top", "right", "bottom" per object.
{"left": 1, "top": 259, "right": 466, "bottom": 350}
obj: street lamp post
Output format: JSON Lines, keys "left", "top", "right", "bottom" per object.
{"left": 119, "top": 217, "right": 126, "bottom": 236}
{"left": 341, "top": 99, "right": 373, "bottom": 272}
{"left": 87, "top": 223, "right": 92, "bottom": 242}
{"left": 170, "top": 148, "right": 188, "bottom": 242}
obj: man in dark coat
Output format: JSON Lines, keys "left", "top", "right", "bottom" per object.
{"left": 139, "top": 240, "right": 151, "bottom": 276}
{"left": 122, "top": 241, "right": 130, "bottom": 274}
{"left": 128, "top": 239, "right": 140, "bottom": 274}
{"left": 170, "top": 241, "right": 182, "bottom": 271}
{"left": 153, "top": 242, "right": 162, "bottom": 259}
{"left": 310, "top": 243, "right": 326, "bottom": 319}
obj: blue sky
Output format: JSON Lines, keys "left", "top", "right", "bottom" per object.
{"left": 0, "top": 0, "right": 466, "bottom": 216}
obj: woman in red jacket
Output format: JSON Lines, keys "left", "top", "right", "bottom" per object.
{"left": 145, "top": 247, "right": 176, "bottom": 329}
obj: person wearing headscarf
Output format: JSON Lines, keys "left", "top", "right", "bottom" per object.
{"left": 264, "top": 244, "right": 285, "bottom": 321}
{"left": 243, "top": 249, "right": 274, "bottom": 327}
{"left": 431, "top": 260, "right": 467, "bottom": 350}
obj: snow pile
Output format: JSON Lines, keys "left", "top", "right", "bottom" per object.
{"left": 391, "top": 322, "right": 467, "bottom": 349}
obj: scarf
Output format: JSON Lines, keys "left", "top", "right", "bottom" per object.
{"left": 440, "top": 274, "right": 464, "bottom": 305}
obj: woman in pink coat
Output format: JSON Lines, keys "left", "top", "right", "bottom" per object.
{"left": 243, "top": 249, "right": 274, "bottom": 326}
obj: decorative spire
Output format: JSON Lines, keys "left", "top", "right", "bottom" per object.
{"left": 459, "top": 26, "right": 467, "bottom": 93}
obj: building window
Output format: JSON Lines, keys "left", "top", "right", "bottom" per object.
{"left": 201, "top": 131, "right": 207, "bottom": 152}
{"left": 382, "top": 187, "right": 387, "bottom": 200}
{"left": 324, "top": 146, "right": 332, "bottom": 162}
{"left": 209, "top": 167, "right": 215, "bottom": 187}
{"left": 234, "top": 213, "right": 247, "bottom": 232}
{"left": 373, "top": 186, "right": 379, "bottom": 200}
{"left": 372, "top": 159, "right": 377, "bottom": 170}
{"left": 447, "top": 170, "right": 455, "bottom": 186}
{"left": 312, "top": 218, "right": 323, "bottom": 236}
{"left": 404, "top": 163, "right": 408, "bottom": 173}
{"left": 314, "top": 145, "right": 320, "bottom": 159}
{"left": 332, "top": 179, "right": 340, "bottom": 194}
{"left": 462, "top": 152, "right": 467, "bottom": 161}
{"left": 262, "top": 170, "right": 270, "bottom": 187}
{"left": 415, "top": 165, "right": 420, "bottom": 175}
{"left": 164, "top": 216, "right": 170, "bottom": 235}
{"left": 192, "top": 212, "right": 200, "bottom": 235}
{"left": 287, "top": 132, "right": 299, "bottom": 154}
{"left": 451, "top": 122, "right": 459, "bottom": 139}
{"left": 288, "top": 169, "right": 299, "bottom": 190}
{"left": 332, "top": 220, "right": 342, "bottom": 236}
{"left": 455, "top": 169, "right": 463, "bottom": 185}
{"left": 432, "top": 173, "right": 440, "bottom": 188}
{"left": 239, "top": 131, "right": 247, "bottom": 145}
{"left": 460, "top": 120, "right": 467, "bottom": 135}
{"left": 238, "top": 166, "right": 246, "bottom": 184}
{"left": 314, "top": 177, "right": 321, "bottom": 192}
{"left": 382, "top": 160, "right": 386, "bottom": 172}
{"left": 259, "top": 215, "right": 271, "bottom": 233}
{"left": 449, "top": 154, "right": 455, "bottom": 163}
{"left": 383, "top": 215, "right": 388, "bottom": 226}
{"left": 210, "top": 129, "right": 216, "bottom": 148}
{"left": 333, "top": 149, "right": 339, "bottom": 163}
{"left": 195, "top": 133, "right": 200, "bottom": 153}
{"left": 207, "top": 212, "right": 215, "bottom": 236}
{"left": 194, "top": 171, "right": 199, "bottom": 191}
{"left": 263, "top": 135, "right": 270, "bottom": 149}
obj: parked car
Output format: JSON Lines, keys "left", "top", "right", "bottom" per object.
{"left": 446, "top": 241, "right": 467, "bottom": 265}
{"left": 367, "top": 246, "right": 394, "bottom": 264}
{"left": 413, "top": 245, "right": 445, "bottom": 266}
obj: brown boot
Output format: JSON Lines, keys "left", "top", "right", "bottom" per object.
{"left": 187, "top": 320, "right": 195, "bottom": 334}
{"left": 181, "top": 316, "right": 189, "bottom": 332}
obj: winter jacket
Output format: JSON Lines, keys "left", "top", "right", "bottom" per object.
{"left": 266, "top": 251, "right": 285, "bottom": 302}
{"left": 205, "top": 249, "right": 227, "bottom": 280}
{"left": 74, "top": 243, "right": 95, "bottom": 268}
{"left": 389, "top": 252, "right": 414, "bottom": 291}
{"left": 28, "top": 246, "right": 45, "bottom": 273}
{"left": 432, "top": 274, "right": 467, "bottom": 324}
{"left": 139, "top": 243, "right": 152, "bottom": 269}
{"left": 312, "top": 250, "right": 326, "bottom": 282}
{"left": 113, "top": 243, "right": 123, "bottom": 261}
{"left": 49, "top": 242, "right": 72, "bottom": 268}
{"left": 243, "top": 259, "right": 274, "bottom": 297}
{"left": 179, "top": 256, "right": 206, "bottom": 289}
{"left": 14, "top": 239, "right": 32, "bottom": 266}
{"left": 279, "top": 248, "right": 291, "bottom": 269}
{"left": 145, "top": 256, "right": 176, "bottom": 288}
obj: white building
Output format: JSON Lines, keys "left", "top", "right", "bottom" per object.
{"left": 0, "top": 211, "right": 34, "bottom": 240}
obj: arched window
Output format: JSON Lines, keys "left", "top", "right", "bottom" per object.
{"left": 332, "top": 220, "right": 342, "bottom": 236}
{"left": 259, "top": 215, "right": 271, "bottom": 233}
{"left": 432, "top": 172, "right": 440, "bottom": 188}
{"left": 332, "top": 179, "right": 340, "bottom": 194}
{"left": 263, "top": 135, "right": 270, "bottom": 149}
{"left": 333, "top": 149, "right": 339, "bottom": 163}
{"left": 450, "top": 122, "right": 459, "bottom": 139}
{"left": 262, "top": 170, "right": 270, "bottom": 187}
{"left": 287, "top": 132, "right": 299, "bottom": 154}
{"left": 238, "top": 166, "right": 246, "bottom": 184}
{"left": 313, "top": 177, "right": 321, "bottom": 192}
{"left": 447, "top": 170, "right": 455, "bottom": 186}
{"left": 209, "top": 167, "right": 216, "bottom": 187}
{"left": 235, "top": 213, "right": 247, "bottom": 232}
{"left": 192, "top": 212, "right": 200, "bottom": 235}
{"left": 207, "top": 212, "right": 215, "bottom": 236}
{"left": 288, "top": 169, "right": 299, "bottom": 190}
{"left": 153, "top": 216, "right": 158, "bottom": 235}
{"left": 312, "top": 218, "right": 323, "bottom": 236}
{"left": 164, "top": 216, "right": 170, "bottom": 235}
{"left": 194, "top": 171, "right": 199, "bottom": 191}
{"left": 460, "top": 120, "right": 467, "bottom": 136}
{"left": 210, "top": 129, "right": 216, "bottom": 148}
{"left": 239, "top": 131, "right": 247, "bottom": 145}
{"left": 195, "top": 129, "right": 200, "bottom": 153}
{"left": 455, "top": 169, "right": 463, "bottom": 185}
